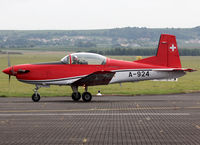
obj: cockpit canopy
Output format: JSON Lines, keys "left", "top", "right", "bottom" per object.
{"left": 61, "top": 52, "right": 107, "bottom": 65}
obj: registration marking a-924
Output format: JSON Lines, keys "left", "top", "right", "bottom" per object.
{"left": 129, "top": 71, "right": 150, "bottom": 77}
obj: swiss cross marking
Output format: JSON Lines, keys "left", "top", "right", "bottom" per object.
{"left": 170, "top": 44, "right": 176, "bottom": 52}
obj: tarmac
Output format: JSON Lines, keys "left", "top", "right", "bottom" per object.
{"left": 0, "top": 93, "right": 200, "bottom": 145}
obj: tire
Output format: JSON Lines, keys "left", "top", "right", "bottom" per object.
{"left": 82, "top": 92, "right": 92, "bottom": 102}
{"left": 72, "top": 92, "right": 81, "bottom": 101}
{"left": 32, "top": 93, "right": 40, "bottom": 102}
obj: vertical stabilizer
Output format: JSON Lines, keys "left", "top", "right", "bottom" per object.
{"left": 135, "top": 34, "right": 182, "bottom": 68}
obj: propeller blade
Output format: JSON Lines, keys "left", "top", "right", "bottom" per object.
{"left": 11, "top": 66, "right": 14, "bottom": 75}
{"left": 7, "top": 52, "right": 11, "bottom": 67}
{"left": 7, "top": 52, "right": 12, "bottom": 90}
{"left": 8, "top": 75, "right": 11, "bottom": 92}
{"left": 9, "top": 75, "right": 11, "bottom": 84}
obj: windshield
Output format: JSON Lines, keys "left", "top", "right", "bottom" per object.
{"left": 61, "top": 55, "right": 70, "bottom": 64}
{"left": 71, "top": 52, "right": 106, "bottom": 65}
{"left": 61, "top": 52, "right": 107, "bottom": 65}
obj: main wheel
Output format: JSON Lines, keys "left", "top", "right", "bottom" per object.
{"left": 72, "top": 92, "right": 81, "bottom": 101}
{"left": 82, "top": 92, "right": 92, "bottom": 102}
{"left": 32, "top": 93, "right": 40, "bottom": 102}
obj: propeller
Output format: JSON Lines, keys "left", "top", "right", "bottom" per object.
{"left": 7, "top": 52, "right": 11, "bottom": 84}
{"left": 7, "top": 52, "right": 14, "bottom": 84}
{"left": 9, "top": 74, "right": 11, "bottom": 83}
{"left": 8, "top": 66, "right": 15, "bottom": 83}
{"left": 8, "top": 52, "right": 10, "bottom": 67}
{"left": 5, "top": 52, "right": 28, "bottom": 84}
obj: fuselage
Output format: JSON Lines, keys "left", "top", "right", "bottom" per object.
{"left": 3, "top": 57, "right": 185, "bottom": 86}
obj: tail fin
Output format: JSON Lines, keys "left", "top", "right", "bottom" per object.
{"left": 135, "top": 34, "right": 182, "bottom": 68}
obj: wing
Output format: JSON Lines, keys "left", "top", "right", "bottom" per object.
{"left": 72, "top": 71, "right": 115, "bottom": 86}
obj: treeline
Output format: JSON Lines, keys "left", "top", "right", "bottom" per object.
{"left": 88, "top": 48, "right": 200, "bottom": 56}
{"left": 1, "top": 26, "right": 200, "bottom": 50}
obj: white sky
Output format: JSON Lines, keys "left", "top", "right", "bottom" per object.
{"left": 0, "top": 0, "right": 199, "bottom": 30}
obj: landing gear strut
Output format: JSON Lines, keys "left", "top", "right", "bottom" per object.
{"left": 71, "top": 85, "right": 92, "bottom": 102}
{"left": 32, "top": 85, "right": 41, "bottom": 102}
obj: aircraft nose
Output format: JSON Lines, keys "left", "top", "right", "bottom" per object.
{"left": 2, "top": 67, "right": 12, "bottom": 75}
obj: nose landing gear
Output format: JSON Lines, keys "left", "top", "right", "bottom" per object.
{"left": 32, "top": 85, "right": 41, "bottom": 102}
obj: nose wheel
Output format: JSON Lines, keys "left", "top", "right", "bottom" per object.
{"left": 32, "top": 93, "right": 41, "bottom": 102}
{"left": 32, "top": 85, "right": 41, "bottom": 102}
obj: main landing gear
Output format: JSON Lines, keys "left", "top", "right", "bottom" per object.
{"left": 71, "top": 85, "right": 92, "bottom": 102}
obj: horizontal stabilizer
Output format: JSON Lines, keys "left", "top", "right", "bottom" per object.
{"left": 152, "top": 78, "right": 178, "bottom": 82}
{"left": 154, "top": 68, "right": 196, "bottom": 72}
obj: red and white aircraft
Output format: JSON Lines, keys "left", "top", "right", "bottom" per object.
{"left": 2, "top": 34, "right": 194, "bottom": 102}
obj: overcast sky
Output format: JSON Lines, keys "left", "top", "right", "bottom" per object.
{"left": 0, "top": 0, "right": 199, "bottom": 30}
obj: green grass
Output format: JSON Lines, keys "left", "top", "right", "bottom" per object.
{"left": 0, "top": 52, "right": 200, "bottom": 97}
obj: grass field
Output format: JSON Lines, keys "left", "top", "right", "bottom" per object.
{"left": 0, "top": 51, "right": 200, "bottom": 97}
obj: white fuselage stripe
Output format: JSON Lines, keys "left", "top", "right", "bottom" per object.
{"left": 109, "top": 69, "right": 185, "bottom": 84}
